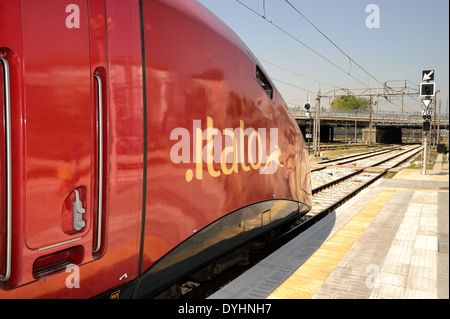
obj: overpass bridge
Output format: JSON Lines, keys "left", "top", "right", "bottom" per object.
{"left": 291, "top": 110, "right": 449, "bottom": 144}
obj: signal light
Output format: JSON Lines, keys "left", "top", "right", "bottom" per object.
{"left": 303, "top": 102, "right": 312, "bottom": 111}
{"left": 420, "top": 83, "right": 435, "bottom": 97}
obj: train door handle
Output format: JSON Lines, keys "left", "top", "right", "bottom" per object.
{"left": 73, "top": 189, "right": 86, "bottom": 231}
{"left": 93, "top": 73, "right": 103, "bottom": 254}
{"left": 0, "top": 57, "right": 12, "bottom": 283}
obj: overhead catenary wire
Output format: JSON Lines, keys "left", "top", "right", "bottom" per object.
{"left": 271, "top": 77, "right": 316, "bottom": 95}
{"left": 260, "top": 58, "right": 338, "bottom": 90}
{"left": 284, "top": 0, "right": 385, "bottom": 87}
{"left": 234, "top": 0, "right": 370, "bottom": 88}
{"left": 235, "top": 0, "right": 416, "bottom": 112}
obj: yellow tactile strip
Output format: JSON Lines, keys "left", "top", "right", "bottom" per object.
{"left": 382, "top": 187, "right": 448, "bottom": 193}
{"left": 267, "top": 189, "right": 397, "bottom": 299}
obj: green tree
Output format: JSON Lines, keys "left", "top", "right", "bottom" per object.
{"left": 330, "top": 95, "right": 369, "bottom": 112}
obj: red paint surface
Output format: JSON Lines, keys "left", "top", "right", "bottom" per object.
{"left": 0, "top": 0, "right": 311, "bottom": 298}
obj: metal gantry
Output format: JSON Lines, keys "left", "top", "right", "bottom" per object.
{"left": 309, "top": 84, "right": 420, "bottom": 157}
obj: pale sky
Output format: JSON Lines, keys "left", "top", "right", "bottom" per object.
{"left": 197, "top": 0, "right": 449, "bottom": 115}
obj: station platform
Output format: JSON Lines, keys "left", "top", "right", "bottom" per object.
{"left": 209, "top": 154, "right": 449, "bottom": 299}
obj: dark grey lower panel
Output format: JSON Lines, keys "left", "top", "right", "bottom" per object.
{"left": 132, "top": 199, "right": 310, "bottom": 298}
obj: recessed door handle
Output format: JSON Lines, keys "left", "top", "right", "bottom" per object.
{"left": 93, "top": 74, "right": 103, "bottom": 254}
{"left": 73, "top": 189, "right": 86, "bottom": 231}
{"left": 0, "top": 57, "right": 12, "bottom": 283}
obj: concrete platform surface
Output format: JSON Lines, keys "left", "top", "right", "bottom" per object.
{"left": 209, "top": 156, "right": 449, "bottom": 299}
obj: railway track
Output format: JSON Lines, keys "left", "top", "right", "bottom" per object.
{"left": 312, "top": 145, "right": 399, "bottom": 170}
{"left": 317, "top": 143, "right": 391, "bottom": 151}
{"left": 311, "top": 145, "right": 417, "bottom": 187}
{"left": 171, "top": 144, "right": 422, "bottom": 299}
{"left": 308, "top": 144, "right": 420, "bottom": 216}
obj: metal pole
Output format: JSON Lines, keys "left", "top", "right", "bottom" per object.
{"left": 355, "top": 111, "right": 358, "bottom": 143}
{"left": 433, "top": 91, "right": 437, "bottom": 147}
{"left": 401, "top": 80, "right": 406, "bottom": 116}
{"left": 369, "top": 95, "right": 373, "bottom": 145}
{"left": 437, "top": 100, "right": 441, "bottom": 145}
{"left": 345, "top": 121, "right": 348, "bottom": 141}
{"left": 313, "top": 114, "right": 317, "bottom": 157}
{"left": 313, "top": 94, "right": 318, "bottom": 156}
{"left": 401, "top": 93, "right": 404, "bottom": 115}
{"left": 316, "top": 91, "right": 321, "bottom": 156}
{"left": 422, "top": 130, "right": 428, "bottom": 175}
{"left": 308, "top": 116, "right": 311, "bottom": 155}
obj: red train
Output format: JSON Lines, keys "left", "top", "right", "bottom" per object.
{"left": 0, "top": 0, "right": 311, "bottom": 298}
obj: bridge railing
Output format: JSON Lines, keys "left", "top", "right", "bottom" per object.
{"left": 290, "top": 109, "right": 449, "bottom": 123}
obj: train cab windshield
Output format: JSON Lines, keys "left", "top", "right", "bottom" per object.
{"left": 256, "top": 66, "right": 273, "bottom": 99}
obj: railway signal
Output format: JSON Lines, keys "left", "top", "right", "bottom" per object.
{"left": 422, "top": 108, "right": 432, "bottom": 120}
{"left": 420, "top": 70, "right": 435, "bottom": 176}
{"left": 303, "top": 102, "right": 311, "bottom": 119}
{"left": 420, "top": 82, "right": 435, "bottom": 97}
{"left": 304, "top": 102, "right": 313, "bottom": 154}
{"left": 422, "top": 98, "right": 432, "bottom": 108}
{"left": 422, "top": 70, "right": 435, "bottom": 81}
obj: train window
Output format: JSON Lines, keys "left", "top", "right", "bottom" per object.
{"left": 256, "top": 66, "right": 273, "bottom": 99}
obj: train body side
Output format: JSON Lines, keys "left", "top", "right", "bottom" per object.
{"left": 135, "top": 0, "right": 312, "bottom": 297}
{"left": 0, "top": 0, "right": 311, "bottom": 298}
{"left": 0, "top": 0, "right": 145, "bottom": 298}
